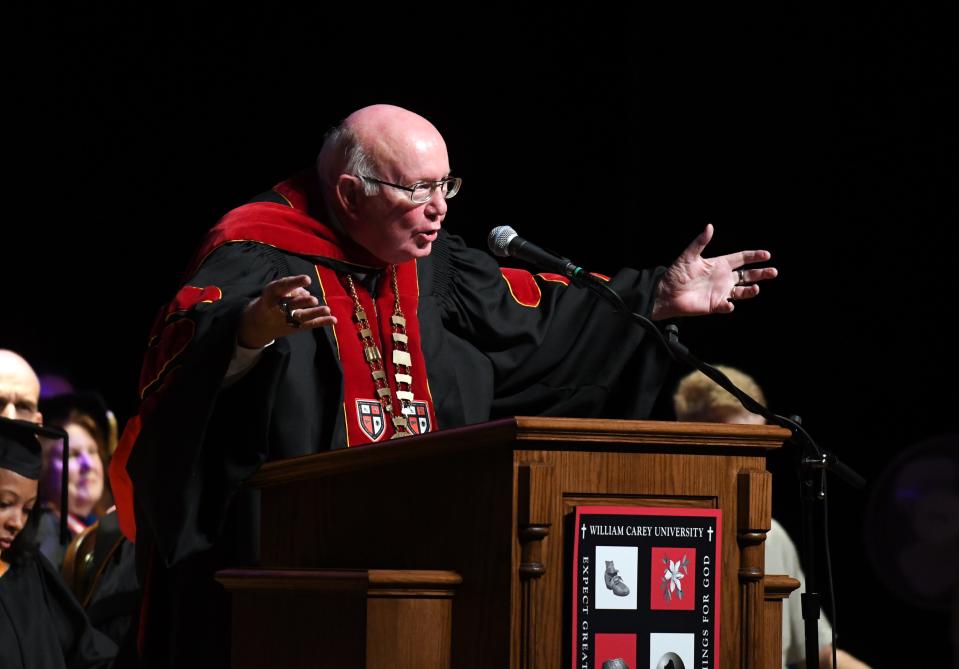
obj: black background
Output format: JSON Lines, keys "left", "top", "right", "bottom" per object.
{"left": 5, "top": 5, "right": 956, "bottom": 664}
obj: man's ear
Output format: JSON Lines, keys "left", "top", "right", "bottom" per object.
{"left": 335, "top": 174, "right": 362, "bottom": 215}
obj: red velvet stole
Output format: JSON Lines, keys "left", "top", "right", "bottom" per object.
{"left": 314, "top": 261, "right": 437, "bottom": 445}
{"left": 184, "top": 207, "right": 385, "bottom": 278}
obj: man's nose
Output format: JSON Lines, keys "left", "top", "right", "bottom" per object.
{"left": 77, "top": 452, "right": 92, "bottom": 471}
{"left": 1, "top": 402, "right": 17, "bottom": 420}
{"left": 426, "top": 191, "right": 447, "bottom": 219}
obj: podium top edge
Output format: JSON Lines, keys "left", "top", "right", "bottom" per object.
{"left": 247, "top": 417, "right": 790, "bottom": 489}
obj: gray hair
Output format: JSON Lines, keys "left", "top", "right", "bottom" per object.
{"left": 317, "top": 123, "right": 381, "bottom": 196}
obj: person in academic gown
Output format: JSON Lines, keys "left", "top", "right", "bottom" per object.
{"left": 35, "top": 393, "right": 115, "bottom": 570}
{"left": 109, "top": 104, "right": 778, "bottom": 668}
{"left": 0, "top": 417, "right": 117, "bottom": 669}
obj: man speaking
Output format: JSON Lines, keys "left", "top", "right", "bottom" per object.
{"left": 111, "top": 104, "right": 776, "bottom": 667}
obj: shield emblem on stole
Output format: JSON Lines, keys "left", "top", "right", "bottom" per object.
{"left": 405, "top": 401, "right": 431, "bottom": 435}
{"left": 356, "top": 399, "right": 385, "bottom": 441}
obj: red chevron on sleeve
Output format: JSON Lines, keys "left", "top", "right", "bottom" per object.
{"left": 536, "top": 272, "right": 571, "bottom": 285}
{"left": 164, "top": 285, "right": 223, "bottom": 321}
{"left": 500, "top": 268, "right": 543, "bottom": 307}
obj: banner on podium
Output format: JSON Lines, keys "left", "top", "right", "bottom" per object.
{"left": 571, "top": 506, "right": 722, "bottom": 669}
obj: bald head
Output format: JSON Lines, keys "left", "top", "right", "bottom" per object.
{"left": 318, "top": 104, "right": 448, "bottom": 188}
{"left": 0, "top": 350, "right": 42, "bottom": 424}
{"left": 345, "top": 104, "right": 446, "bottom": 176}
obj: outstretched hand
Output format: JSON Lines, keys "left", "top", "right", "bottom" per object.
{"left": 238, "top": 275, "right": 337, "bottom": 348}
{"left": 651, "top": 224, "right": 778, "bottom": 321}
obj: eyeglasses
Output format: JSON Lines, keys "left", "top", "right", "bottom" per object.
{"left": 361, "top": 175, "right": 462, "bottom": 204}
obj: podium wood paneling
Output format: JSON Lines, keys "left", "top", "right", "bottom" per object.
{"left": 243, "top": 417, "right": 789, "bottom": 669}
{"left": 216, "top": 568, "right": 461, "bottom": 669}
{"left": 763, "top": 575, "right": 802, "bottom": 667}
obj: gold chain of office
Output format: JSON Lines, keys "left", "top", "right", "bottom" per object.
{"left": 344, "top": 267, "right": 415, "bottom": 439}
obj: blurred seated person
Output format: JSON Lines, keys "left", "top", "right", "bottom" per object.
{"left": 43, "top": 394, "right": 138, "bottom": 654}
{"left": 0, "top": 416, "right": 116, "bottom": 667}
{"left": 36, "top": 392, "right": 115, "bottom": 568}
{"left": 673, "top": 365, "right": 871, "bottom": 669}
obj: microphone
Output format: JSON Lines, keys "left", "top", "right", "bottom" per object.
{"left": 487, "top": 226, "right": 587, "bottom": 281}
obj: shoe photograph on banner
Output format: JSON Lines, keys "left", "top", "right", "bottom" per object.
{"left": 594, "top": 546, "right": 638, "bottom": 610}
{"left": 605, "top": 560, "right": 631, "bottom": 596}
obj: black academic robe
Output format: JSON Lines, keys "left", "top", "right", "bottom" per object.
{"left": 36, "top": 510, "right": 67, "bottom": 569}
{"left": 0, "top": 554, "right": 117, "bottom": 669}
{"left": 83, "top": 512, "right": 139, "bottom": 650}
{"left": 111, "top": 171, "right": 670, "bottom": 668}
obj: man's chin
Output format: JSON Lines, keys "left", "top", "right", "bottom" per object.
{"left": 369, "top": 239, "right": 434, "bottom": 265}
{"left": 412, "top": 241, "right": 433, "bottom": 257}
{"left": 391, "top": 243, "right": 433, "bottom": 263}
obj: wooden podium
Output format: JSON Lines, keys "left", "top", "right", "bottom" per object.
{"left": 219, "top": 417, "right": 794, "bottom": 668}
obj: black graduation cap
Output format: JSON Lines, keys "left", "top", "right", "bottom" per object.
{"left": 1, "top": 418, "right": 69, "bottom": 476}
{"left": 0, "top": 416, "right": 71, "bottom": 544}
{"left": 0, "top": 417, "right": 47, "bottom": 479}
